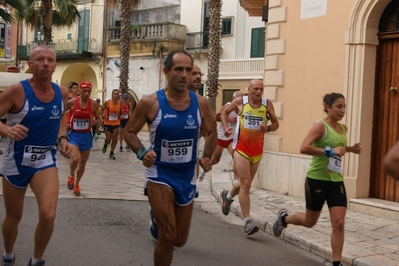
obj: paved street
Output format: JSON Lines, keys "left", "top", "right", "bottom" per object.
{"left": 0, "top": 132, "right": 399, "bottom": 265}
{"left": 0, "top": 132, "right": 325, "bottom": 265}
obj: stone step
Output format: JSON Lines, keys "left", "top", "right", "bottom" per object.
{"left": 349, "top": 198, "right": 399, "bottom": 220}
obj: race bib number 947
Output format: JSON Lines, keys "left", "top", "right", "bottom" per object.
{"left": 160, "top": 139, "right": 193, "bottom": 163}
{"left": 21, "top": 145, "right": 53, "bottom": 168}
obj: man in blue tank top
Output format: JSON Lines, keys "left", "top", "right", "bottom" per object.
{"left": 124, "top": 50, "right": 216, "bottom": 266}
{"left": 0, "top": 45, "right": 72, "bottom": 266}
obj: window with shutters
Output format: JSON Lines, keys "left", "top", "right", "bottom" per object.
{"left": 222, "top": 17, "right": 232, "bottom": 36}
{"left": 250, "top": 27, "right": 265, "bottom": 58}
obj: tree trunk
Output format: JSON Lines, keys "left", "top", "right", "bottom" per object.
{"left": 205, "top": 0, "right": 222, "bottom": 111}
{"left": 119, "top": 0, "right": 131, "bottom": 94}
{"left": 42, "top": 0, "right": 53, "bottom": 45}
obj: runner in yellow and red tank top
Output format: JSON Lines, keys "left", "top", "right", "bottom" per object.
{"left": 101, "top": 89, "right": 122, "bottom": 159}
{"left": 220, "top": 79, "right": 279, "bottom": 236}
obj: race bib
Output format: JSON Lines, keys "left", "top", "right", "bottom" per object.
{"left": 244, "top": 115, "right": 263, "bottom": 130}
{"left": 21, "top": 145, "right": 53, "bottom": 168}
{"left": 109, "top": 113, "right": 118, "bottom": 121}
{"left": 327, "top": 155, "right": 342, "bottom": 173}
{"left": 73, "top": 119, "right": 90, "bottom": 130}
{"left": 160, "top": 139, "right": 193, "bottom": 163}
{"left": 123, "top": 113, "right": 129, "bottom": 119}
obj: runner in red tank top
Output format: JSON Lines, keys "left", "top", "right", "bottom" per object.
{"left": 65, "top": 81, "right": 101, "bottom": 196}
{"left": 119, "top": 93, "right": 133, "bottom": 152}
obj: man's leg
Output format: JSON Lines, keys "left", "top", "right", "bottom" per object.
{"left": 29, "top": 167, "right": 59, "bottom": 260}
{"left": 2, "top": 177, "right": 27, "bottom": 255}
{"left": 234, "top": 152, "right": 260, "bottom": 219}
{"left": 174, "top": 202, "right": 194, "bottom": 247}
{"left": 69, "top": 144, "right": 80, "bottom": 177}
{"left": 119, "top": 127, "right": 125, "bottom": 151}
{"left": 147, "top": 182, "right": 176, "bottom": 266}
{"left": 75, "top": 150, "right": 91, "bottom": 187}
{"left": 211, "top": 145, "right": 224, "bottom": 165}
{"left": 110, "top": 128, "right": 120, "bottom": 153}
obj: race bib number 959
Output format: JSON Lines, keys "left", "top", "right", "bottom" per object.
{"left": 160, "top": 139, "right": 193, "bottom": 163}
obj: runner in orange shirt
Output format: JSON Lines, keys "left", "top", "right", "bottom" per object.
{"left": 119, "top": 93, "right": 133, "bottom": 152}
{"left": 101, "top": 89, "right": 122, "bottom": 160}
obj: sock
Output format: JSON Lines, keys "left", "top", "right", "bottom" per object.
{"left": 31, "top": 258, "right": 43, "bottom": 265}
{"left": 226, "top": 192, "right": 233, "bottom": 200}
{"left": 243, "top": 217, "right": 251, "bottom": 225}
{"left": 281, "top": 214, "right": 288, "bottom": 225}
{"left": 103, "top": 144, "right": 107, "bottom": 148}
{"left": 3, "top": 252, "right": 14, "bottom": 260}
{"left": 332, "top": 261, "right": 341, "bottom": 266}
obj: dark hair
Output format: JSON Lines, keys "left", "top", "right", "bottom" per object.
{"left": 69, "top": 82, "right": 78, "bottom": 89}
{"left": 112, "top": 89, "right": 119, "bottom": 94}
{"left": 323, "top": 93, "right": 345, "bottom": 113}
{"left": 163, "top": 49, "right": 193, "bottom": 70}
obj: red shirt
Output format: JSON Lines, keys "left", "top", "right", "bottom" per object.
{"left": 70, "top": 97, "right": 93, "bottom": 133}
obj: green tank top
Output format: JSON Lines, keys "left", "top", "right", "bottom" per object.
{"left": 306, "top": 119, "right": 347, "bottom": 182}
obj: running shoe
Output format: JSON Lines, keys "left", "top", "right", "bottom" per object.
{"left": 73, "top": 185, "right": 81, "bottom": 196}
{"left": 273, "top": 208, "right": 288, "bottom": 237}
{"left": 67, "top": 176, "right": 74, "bottom": 190}
{"left": 244, "top": 220, "right": 259, "bottom": 236}
{"left": 102, "top": 144, "right": 107, "bottom": 153}
{"left": 149, "top": 207, "right": 158, "bottom": 244}
{"left": 119, "top": 146, "right": 123, "bottom": 152}
{"left": 93, "top": 134, "right": 98, "bottom": 141}
{"left": 2, "top": 254, "right": 15, "bottom": 265}
{"left": 126, "top": 145, "right": 131, "bottom": 152}
{"left": 221, "top": 190, "right": 233, "bottom": 215}
{"left": 109, "top": 152, "right": 116, "bottom": 160}
{"left": 198, "top": 170, "right": 205, "bottom": 182}
{"left": 27, "top": 258, "right": 45, "bottom": 266}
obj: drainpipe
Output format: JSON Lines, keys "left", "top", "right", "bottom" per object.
{"left": 101, "top": 0, "right": 107, "bottom": 103}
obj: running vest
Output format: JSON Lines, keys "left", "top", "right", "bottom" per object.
{"left": 69, "top": 97, "right": 93, "bottom": 133}
{"left": 307, "top": 120, "right": 347, "bottom": 182}
{"left": 217, "top": 102, "right": 237, "bottom": 141}
{"left": 1, "top": 79, "right": 63, "bottom": 175}
{"left": 103, "top": 100, "right": 121, "bottom": 126}
{"left": 121, "top": 102, "right": 130, "bottom": 120}
{"left": 145, "top": 90, "right": 201, "bottom": 184}
{"left": 233, "top": 96, "right": 268, "bottom": 156}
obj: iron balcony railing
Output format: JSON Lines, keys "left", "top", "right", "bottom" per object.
{"left": 17, "top": 38, "right": 96, "bottom": 57}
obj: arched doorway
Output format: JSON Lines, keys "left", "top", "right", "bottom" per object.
{"left": 370, "top": 0, "right": 399, "bottom": 201}
{"left": 60, "top": 63, "right": 98, "bottom": 99}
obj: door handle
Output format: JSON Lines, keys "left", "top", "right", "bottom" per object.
{"left": 389, "top": 87, "right": 397, "bottom": 92}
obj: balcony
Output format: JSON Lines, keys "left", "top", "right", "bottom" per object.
{"left": 186, "top": 31, "right": 209, "bottom": 51}
{"left": 107, "top": 22, "right": 186, "bottom": 42}
{"left": 17, "top": 38, "right": 97, "bottom": 61}
{"left": 219, "top": 58, "right": 264, "bottom": 80}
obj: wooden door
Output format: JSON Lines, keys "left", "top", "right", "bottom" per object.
{"left": 370, "top": 33, "right": 399, "bottom": 201}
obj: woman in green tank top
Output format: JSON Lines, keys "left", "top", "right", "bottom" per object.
{"left": 272, "top": 93, "right": 362, "bottom": 266}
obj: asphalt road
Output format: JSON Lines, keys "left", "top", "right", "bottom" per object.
{"left": 0, "top": 197, "right": 326, "bottom": 266}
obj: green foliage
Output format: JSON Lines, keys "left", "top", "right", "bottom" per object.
{"left": 0, "top": 0, "right": 25, "bottom": 23}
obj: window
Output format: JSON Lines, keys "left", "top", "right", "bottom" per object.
{"left": 250, "top": 27, "right": 265, "bottom": 58}
{"left": 222, "top": 17, "right": 232, "bottom": 36}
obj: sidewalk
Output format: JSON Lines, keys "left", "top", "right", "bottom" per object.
{"left": 208, "top": 151, "right": 399, "bottom": 266}
{"left": 0, "top": 132, "right": 398, "bottom": 266}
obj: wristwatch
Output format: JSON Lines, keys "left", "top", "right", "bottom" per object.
{"left": 324, "top": 146, "right": 332, "bottom": 157}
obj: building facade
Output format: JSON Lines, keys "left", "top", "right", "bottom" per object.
{"left": 240, "top": 0, "right": 399, "bottom": 206}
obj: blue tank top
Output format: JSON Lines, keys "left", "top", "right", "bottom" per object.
{"left": 1, "top": 79, "right": 64, "bottom": 176}
{"left": 145, "top": 90, "right": 201, "bottom": 184}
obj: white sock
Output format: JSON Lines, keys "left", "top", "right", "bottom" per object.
{"left": 243, "top": 217, "right": 251, "bottom": 225}
{"left": 3, "top": 252, "right": 14, "bottom": 260}
{"left": 226, "top": 192, "right": 233, "bottom": 200}
{"left": 30, "top": 258, "right": 42, "bottom": 265}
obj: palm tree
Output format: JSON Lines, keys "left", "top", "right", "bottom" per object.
{"left": 16, "top": 0, "right": 80, "bottom": 45}
{"left": 0, "top": 0, "right": 25, "bottom": 23}
{"left": 206, "top": 0, "right": 222, "bottom": 111}
{"left": 107, "top": 0, "right": 141, "bottom": 94}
